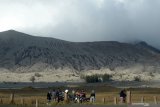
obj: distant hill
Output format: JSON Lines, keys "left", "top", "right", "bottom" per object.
{"left": 0, "top": 30, "right": 160, "bottom": 72}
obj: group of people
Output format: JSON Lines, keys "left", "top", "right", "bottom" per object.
{"left": 47, "top": 88, "right": 64, "bottom": 103}
{"left": 47, "top": 89, "right": 96, "bottom": 103}
{"left": 70, "top": 89, "right": 95, "bottom": 103}
{"left": 47, "top": 88, "right": 126, "bottom": 103}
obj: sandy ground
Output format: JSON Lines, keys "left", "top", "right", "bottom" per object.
{"left": 0, "top": 65, "right": 160, "bottom": 83}
{"left": 82, "top": 66, "right": 160, "bottom": 81}
{"left": 0, "top": 71, "right": 83, "bottom": 82}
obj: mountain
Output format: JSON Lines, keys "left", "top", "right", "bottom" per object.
{"left": 0, "top": 30, "right": 160, "bottom": 72}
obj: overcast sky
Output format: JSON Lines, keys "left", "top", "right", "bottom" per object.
{"left": 0, "top": 0, "right": 160, "bottom": 48}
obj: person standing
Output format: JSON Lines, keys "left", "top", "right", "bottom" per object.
{"left": 90, "top": 90, "right": 96, "bottom": 103}
{"left": 52, "top": 89, "right": 56, "bottom": 101}
{"left": 71, "top": 89, "right": 76, "bottom": 101}
{"left": 64, "top": 89, "right": 69, "bottom": 102}
{"left": 55, "top": 89, "right": 60, "bottom": 102}
{"left": 47, "top": 91, "right": 52, "bottom": 102}
{"left": 119, "top": 89, "right": 126, "bottom": 103}
{"left": 75, "top": 90, "right": 80, "bottom": 103}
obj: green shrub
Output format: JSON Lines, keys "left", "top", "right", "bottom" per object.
{"left": 102, "top": 74, "right": 112, "bottom": 82}
{"left": 85, "top": 74, "right": 100, "bottom": 83}
{"left": 84, "top": 74, "right": 112, "bottom": 83}
{"left": 134, "top": 76, "right": 141, "bottom": 82}
{"left": 35, "top": 73, "right": 42, "bottom": 77}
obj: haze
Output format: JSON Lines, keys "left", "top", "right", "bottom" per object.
{"left": 0, "top": 0, "right": 160, "bottom": 48}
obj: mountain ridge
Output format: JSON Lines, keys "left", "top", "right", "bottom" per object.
{"left": 0, "top": 30, "right": 159, "bottom": 72}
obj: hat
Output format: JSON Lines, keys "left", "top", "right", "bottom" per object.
{"left": 65, "top": 89, "right": 69, "bottom": 93}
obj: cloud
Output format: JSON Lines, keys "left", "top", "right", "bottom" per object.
{"left": 0, "top": 0, "right": 160, "bottom": 48}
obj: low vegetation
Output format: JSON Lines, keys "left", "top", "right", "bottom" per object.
{"left": 134, "top": 76, "right": 142, "bottom": 82}
{"left": 81, "top": 74, "right": 112, "bottom": 83}
{"left": 0, "top": 85, "right": 159, "bottom": 106}
{"left": 34, "top": 73, "right": 42, "bottom": 77}
{"left": 30, "top": 76, "right": 35, "bottom": 83}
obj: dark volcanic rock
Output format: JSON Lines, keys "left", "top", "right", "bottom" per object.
{"left": 0, "top": 30, "right": 159, "bottom": 72}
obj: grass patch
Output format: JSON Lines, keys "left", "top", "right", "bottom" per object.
{"left": 0, "top": 84, "right": 159, "bottom": 106}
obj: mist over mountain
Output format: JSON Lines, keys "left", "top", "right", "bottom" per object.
{"left": 0, "top": 30, "right": 159, "bottom": 73}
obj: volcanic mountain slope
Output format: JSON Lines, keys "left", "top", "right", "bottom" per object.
{"left": 0, "top": 30, "right": 159, "bottom": 73}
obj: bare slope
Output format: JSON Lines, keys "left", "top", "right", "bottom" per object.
{"left": 0, "top": 30, "right": 159, "bottom": 72}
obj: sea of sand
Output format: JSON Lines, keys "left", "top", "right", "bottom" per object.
{"left": 0, "top": 66, "right": 160, "bottom": 89}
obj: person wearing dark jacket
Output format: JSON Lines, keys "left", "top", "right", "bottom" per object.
{"left": 119, "top": 89, "right": 126, "bottom": 103}
{"left": 47, "top": 91, "right": 52, "bottom": 102}
{"left": 90, "top": 90, "right": 96, "bottom": 103}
